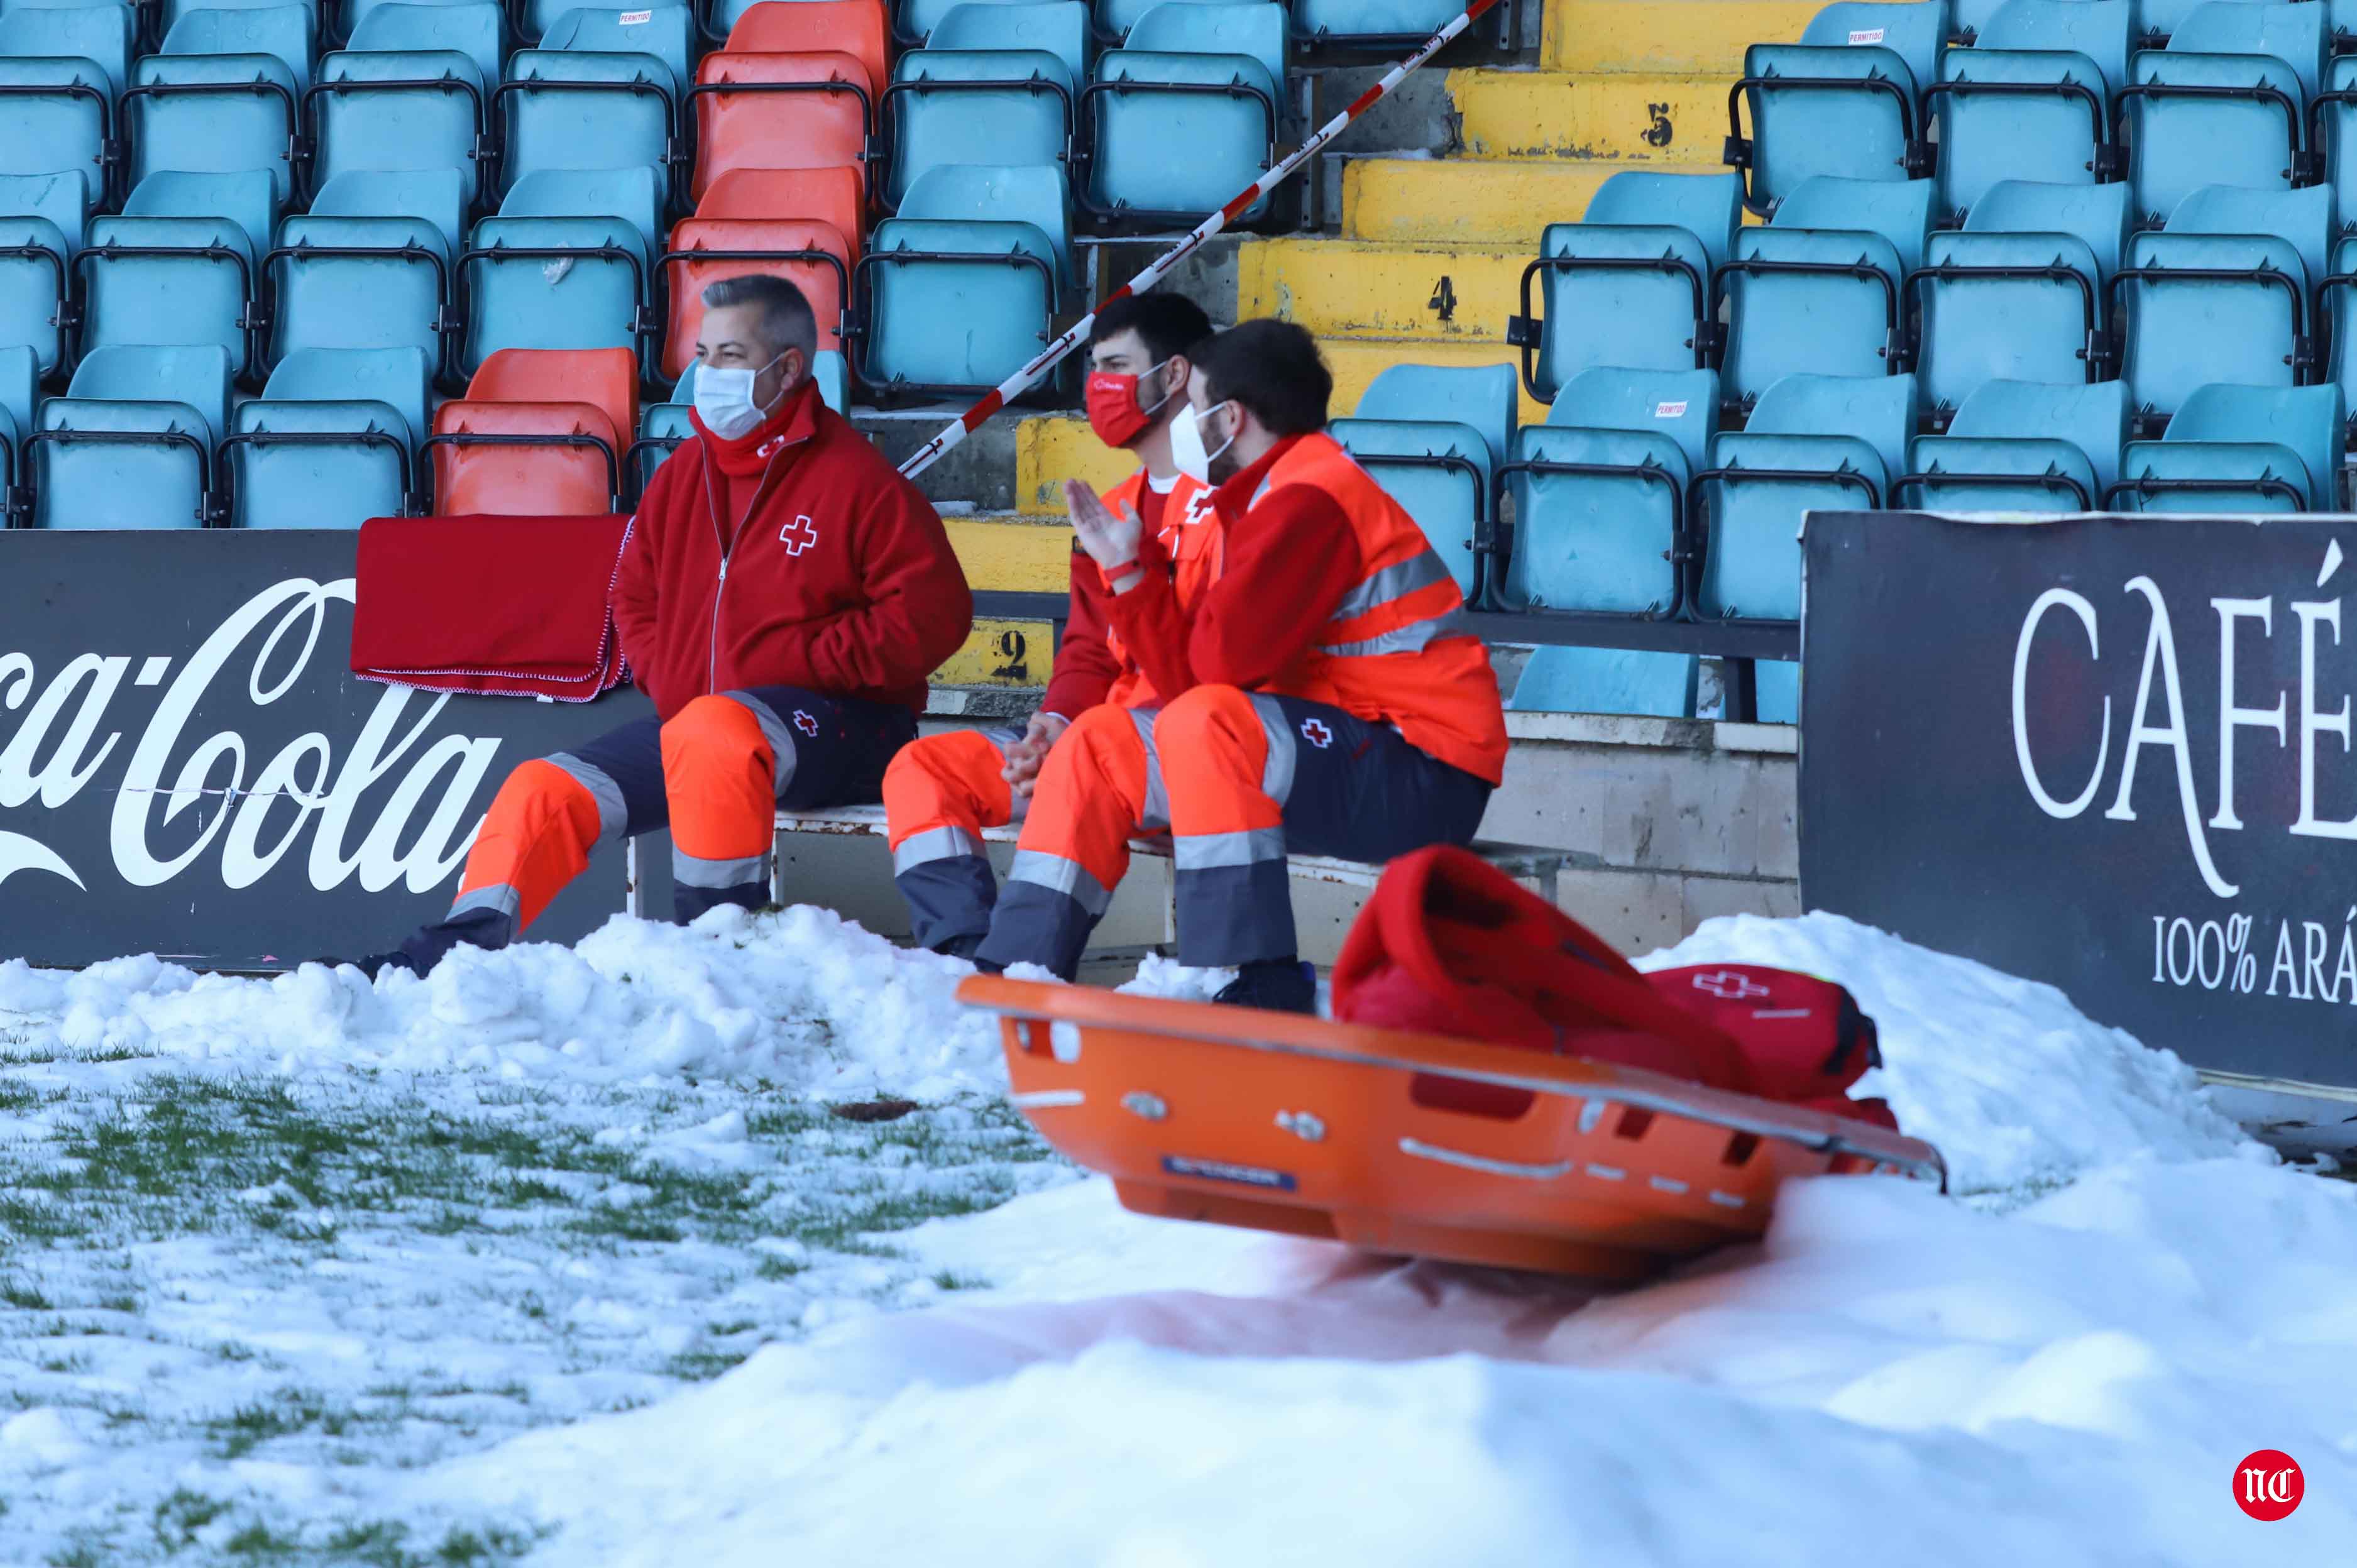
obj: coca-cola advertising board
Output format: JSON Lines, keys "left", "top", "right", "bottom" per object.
{"left": 0, "top": 531, "right": 655, "bottom": 968}
{"left": 1801, "top": 510, "right": 2357, "bottom": 1092}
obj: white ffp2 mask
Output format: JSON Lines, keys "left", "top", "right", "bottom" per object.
{"left": 693, "top": 350, "right": 789, "bottom": 439}
{"left": 1170, "top": 399, "right": 1236, "bottom": 485}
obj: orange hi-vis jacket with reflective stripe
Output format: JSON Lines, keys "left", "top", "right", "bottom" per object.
{"left": 1099, "top": 468, "right": 1216, "bottom": 711}
{"left": 1258, "top": 434, "right": 1508, "bottom": 784}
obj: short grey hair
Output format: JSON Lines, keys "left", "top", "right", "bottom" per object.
{"left": 700, "top": 273, "right": 819, "bottom": 362}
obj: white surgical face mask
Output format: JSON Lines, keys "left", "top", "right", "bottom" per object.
{"left": 694, "top": 349, "right": 790, "bottom": 440}
{"left": 1170, "top": 398, "right": 1236, "bottom": 485}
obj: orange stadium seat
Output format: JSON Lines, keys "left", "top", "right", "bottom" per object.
{"left": 723, "top": 0, "right": 889, "bottom": 99}
{"left": 661, "top": 218, "right": 853, "bottom": 380}
{"left": 690, "top": 50, "right": 876, "bottom": 202}
{"left": 429, "top": 348, "right": 637, "bottom": 515}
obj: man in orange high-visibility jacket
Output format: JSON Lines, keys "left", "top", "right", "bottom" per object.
{"left": 972, "top": 319, "right": 1510, "bottom": 1012}
{"left": 882, "top": 292, "right": 1216, "bottom": 957}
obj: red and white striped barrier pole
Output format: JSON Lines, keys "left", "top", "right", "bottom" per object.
{"left": 897, "top": 0, "right": 1504, "bottom": 480}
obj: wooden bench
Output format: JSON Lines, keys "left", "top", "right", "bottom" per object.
{"left": 626, "top": 806, "right": 1569, "bottom": 945}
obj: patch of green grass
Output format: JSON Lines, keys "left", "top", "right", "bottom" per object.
{"left": 151, "top": 1487, "right": 233, "bottom": 1551}
{"left": 661, "top": 1345, "right": 755, "bottom": 1381}
{"left": 207, "top": 1387, "right": 378, "bottom": 1459}
{"left": 931, "top": 1269, "right": 989, "bottom": 1291}
{"left": 1, "top": 1276, "right": 53, "bottom": 1310}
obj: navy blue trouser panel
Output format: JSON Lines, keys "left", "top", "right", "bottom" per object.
{"left": 1175, "top": 695, "right": 1493, "bottom": 968}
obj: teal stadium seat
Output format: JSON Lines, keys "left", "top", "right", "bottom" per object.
{"left": 1716, "top": 174, "right": 1931, "bottom": 408}
{"left": 1292, "top": 0, "right": 1461, "bottom": 45}
{"left": 1084, "top": 1, "right": 1284, "bottom": 222}
{"left": 1930, "top": 0, "right": 2131, "bottom": 223}
{"left": 2123, "top": 1, "right": 2325, "bottom": 225}
{"left": 537, "top": 5, "right": 694, "bottom": 91}
{"left": 33, "top": 344, "right": 232, "bottom": 529}
{"left": 1898, "top": 378, "right": 2130, "bottom": 510}
{"left": 530, "top": 0, "right": 688, "bottom": 50}
{"left": 268, "top": 168, "right": 464, "bottom": 373}
{"left": 1331, "top": 361, "right": 1517, "bottom": 600}
{"left": 1754, "top": 659, "right": 1799, "bottom": 723}
{"left": 0, "top": 3, "right": 131, "bottom": 96}
{"left": 2114, "top": 381, "right": 2344, "bottom": 510}
{"left": 161, "top": 3, "right": 316, "bottom": 92}
{"left": 349, "top": 1, "right": 508, "bottom": 96}
{"left": 2319, "top": 53, "right": 2357, "bottom": 228}
{"left": 1909, "top": 178, "right": 2129, "bottom": 420}
{"left": 0, "top": 170, "right": 86, "bottom": 375}
{"left": 2324, "top": 230, "right": 2357, "bottom": 434}
{"left": 2111, "top": 181, "right": 2331, "bottom": 422}
{"left": 85, "top": 170, "right": 278, "bottom": 377}
{"left": 504, "top": 164, "right": 663, "bottom": 252}
{"left": 859, "top": 161, "right": 1070, "bottom": 393}
{"left": 498, "top": 47, "right": 676, "bottom": 200}
{"left": 463, "top": 202, "right": 651, "bottom": 373}
{"left": 1695, "top": 371, "right": 1917, "bottom": 621}
{"left": 157, "top": 0, "right": 322, "bottom": 40}
{"left": 1499, "top": 365, "right": 1720, "bottom": 617}
{"left": 0, "top": 33, "right": 118, "bottom": 204}
{"left": 228, "top": 346, "right": 432, "bottom": 527}
{"left": 127, "top": 49, "right": 300, "bottom": 204}
{"left": 1094, "top": 0, "right": 1233, "bottom": 45}
{"left": 1728, "top": 1, "right": 1943, "bottom": 214}
{"left": 1509, "top": 169, "right": 1741, "bottom": 403}
{"left": 310, "top": 42, "right": 487, "bottom": 207}
{"left": 885, "top": 1, "right": 1085, "bottom": 206}
{"left": 1507, "top": 645, "right": 1700, "bottom": 718}
{"left": 0, "top": 343, "right": 33, "bottom": 514}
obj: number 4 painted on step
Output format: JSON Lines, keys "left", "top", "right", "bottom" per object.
{"left": 1427, "top": 276, "right": 1456, "bottom": 322}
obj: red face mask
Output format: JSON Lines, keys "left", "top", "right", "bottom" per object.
{"left": 1084, "top": 359, "right": 1173, "bottom": 449}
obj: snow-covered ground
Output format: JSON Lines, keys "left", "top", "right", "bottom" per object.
{"left": 0, "top": 906, "right": 2346, "bottom": 1564}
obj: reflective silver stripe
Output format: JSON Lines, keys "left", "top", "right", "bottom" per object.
{"left": 724, "top": 689, "right": 799, "bottom": 794}
{"left": 1173, "top": 826, "right": 1286, "bottom": 870}
{"left": 1008, "top": 849, "right": 1113, "bottom": 916}
{"left": 1129, "top": 708, "right": 1169, "bottom": 831}
{"left": 1329, "top": 550, "right": 1454, "bottom": 623}
{"left": 1248, "top": 694, "right": 1296, "bottom": 806}
{"left": 545, "top": 752, "right": 627, "bottom": 845}
{"left": 673, "top": 850, "right": 770, "bottom": 889}
{"left": 1320, "top": 607, "right": 1471, "bottom": 659}
{"left": 448, "top": 882, "right": 520, "bottom": 921}
{"left": 893, "top": 825, "right": 984, "bottom": 873}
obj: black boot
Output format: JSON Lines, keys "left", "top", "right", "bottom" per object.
{"left": 931, "top": 933, "right": 1005, "bottom": 973}
{"left": 1212, "top": 958, "right": 1317, "bottom": 1015}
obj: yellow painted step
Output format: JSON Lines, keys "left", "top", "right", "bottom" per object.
{"left": 1343, "top": 156, "right": 1719, "bottom": 244}
{"left": 1318, "top": 339, "right": 1544, "bottom": 427}
{"left": 1014, "top": 415, "right": 1138, "bottom": 516}
{"left": 1448, "top": 70, "right": 1729, "bottom": 165}
{"left": 1237, "top": 237, "right": 1525, "bottom": 343}
{"left": 1545, "top": 0, "right": 1815, "bottom": 74}
{"left": 936, "top": 617, "right": 1055, "bottom": 688}
{"left": 944, "top": 513, "right": 1071, "bottom": 593}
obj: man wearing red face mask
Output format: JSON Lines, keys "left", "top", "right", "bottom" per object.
{"left": 882, "top": 291, "right": 1216, "bottom": 957}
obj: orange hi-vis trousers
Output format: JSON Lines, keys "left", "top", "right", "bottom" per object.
{"left": 881, "top": 725, "right": 1027, "bottom": 951}
{"left": 970, "top": 684, "right": 1494, "bottom": 978}
{"left": 394, "top": 686, "right": 915, "bottom": 974}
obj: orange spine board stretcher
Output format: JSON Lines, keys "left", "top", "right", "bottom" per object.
{"left": 959, "top": 976, "right": 1948, "bottom": 1282}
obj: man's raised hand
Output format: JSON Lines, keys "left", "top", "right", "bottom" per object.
{"left": 1064, "top": 478, "right": 1143, "bottom": 572}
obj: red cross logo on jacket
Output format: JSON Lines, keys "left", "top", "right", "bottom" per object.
{"left": 793, "top": 709, "right": 820, "bottom": 737}
{"left": 1300, "top": 718, "right": 1333, "bottom": 748}
{"left": 781, "top": 515, "right": 818, "bottom": 556}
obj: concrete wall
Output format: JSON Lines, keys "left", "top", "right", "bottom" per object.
{"left": 782, "top": 708, "right": 1799, "bottom": 964}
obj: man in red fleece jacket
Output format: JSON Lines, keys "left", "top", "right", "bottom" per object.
{"left": 363, "top": 275, "right": 972, "bottom": 976}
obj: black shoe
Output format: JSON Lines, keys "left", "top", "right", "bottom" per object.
{"left": 313, "top": 951, "right": 419, "bottom": 981}
{"left": 1212, "top": 958, "right": 1317, "bottom": 1015}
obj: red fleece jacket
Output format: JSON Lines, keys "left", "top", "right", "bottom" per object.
{"left": 615, "top": 381, "right": 974, "bottom": 719}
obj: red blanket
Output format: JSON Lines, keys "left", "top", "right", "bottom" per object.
{"left": 1331, "top": 846, "right": 1899, "bottom": 1129}
{"left": 350, "top": 514, "right": 632, "bottom": 702}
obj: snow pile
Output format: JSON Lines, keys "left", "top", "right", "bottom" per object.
{"left": 1639, "top": 912, "right": 2255, "bottom": 1194}
{"left": 0, "top": 904, "right": 1001, "bottom": 1099}
{"left": 422, "top": 1162, "right": 2357, "bottom": 1565}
